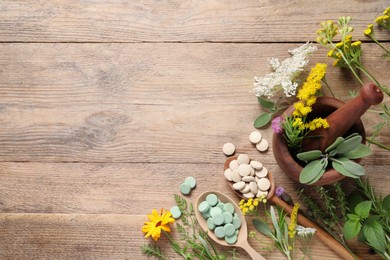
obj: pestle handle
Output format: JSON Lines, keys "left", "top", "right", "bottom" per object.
{"left": 303, "top": 84, "right": 383, "bottom": 152}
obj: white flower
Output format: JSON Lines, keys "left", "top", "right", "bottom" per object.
{"left": 295, "top": 225, "right": 316, "bottom": 237}
{"left": 253, "top": 42, "right": 317, "bottom": 98}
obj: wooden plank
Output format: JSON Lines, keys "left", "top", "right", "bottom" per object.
{"left": 0, "top": 162, "right": 388, "bottom": 215}
{"left": 0, "top": 43, "right": 389, "bottom": 162}
{"left": 0, "top": 213, "right": 380, "bottom": 259}
{"left": 0, "top": 0, "right": 389, "bottom": 42}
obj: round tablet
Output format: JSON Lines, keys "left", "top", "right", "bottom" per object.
{"left": 210, "top": 207, "right": 223, "bottom": 217}
{"left": 232, "top": 216, "right": 242, "bottom": 229}
{"left": 237, "top": 154, "right": 250, "bottom": 165}
{"left": 232, "top": 181, "right": 245, "bottom": 191}
{"left": 229, "top": 160, "right": 239, "bottom": 170}
{"left": 217, "top": 202, "right": 225, "bottom": 210}
{"left": 170, "top": 206, "right": 182, "bottom": 219}
{"left": 223, "top": 212, "right": 233, "bottom": 224}
{"left": 249, "top": 181, "right": 258, "bottom": 194}
{"left": 198, "top": 201, "right": 210, "bottom": 213}
{"left": 224, "top": 223, "right": 236, "bottom": 237}
{"left": 222, "top": 143, "right": 235, "bottom": 156}
{"left": 231, "top": 170, "right": 241, "bottom": 183}
{"left": 214, "top": 226, "right": 225, "bottom": 238}
{"left": 250, "top": 160, "right": 263, "bottom": 170}
{"left": 184, "top": 176, "right": 196, "bottom": 189}
{"left": 256, "top": 138, "right": 269, "bottom": 152}
{"left": 249, "top": 131, "right": 262, "bottom": 144}
{"left": 223, "top": 202, "right": 235, "bottom": 214}
{"left": 242, "top": 176, "right": 254, "bottom": 182}
{"left": 207, "top": 217, "right": 216, "bottom": 230}
{"left": 180, "top": 183, "right": 191, "bottom": 195}
{"left": 238, "top": 164, "right": 251, "bottom": 177}
{"left": 212, "top": 214, "right": 225, "bottom": 226}
{"left": 225, "top": 234, "right": 238, "bottom": 244}
{"left": 224, "top": 169, "right": 233, "bottom": 181}
{"left": 243, "top": 192, "right": 255, "bottom": 199}
{"left": 256, "top": 190, "right": 268, "bottom": 198}
{"left": 240, "top": 184, "right": 250, "bottom": 193}
{"left": 206, "top": 193, "right": 218, "bottom": 206}
{"left": 255, "top": 167, "right": 268, "bottom": 178}
{"left": 257, "top": 178, "right": 271, "bottom": 191}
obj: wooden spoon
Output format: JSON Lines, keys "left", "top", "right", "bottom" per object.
{"left": 195, "top": 191, "right": 266, "bottom": 260}
{"left": 224, "top": 156, "right": 360, "bottom": 260}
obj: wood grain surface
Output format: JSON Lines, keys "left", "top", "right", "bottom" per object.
{"left": 0, "top": 0, "right": 389, "bottom": 259}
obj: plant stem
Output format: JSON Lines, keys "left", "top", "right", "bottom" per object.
{"left": 322, "top": 77, "right": 336, "bottom": 98}
{"left": 367, "top": 138, "right": 390, "bottom": 150}
{"left": 356, "top": 65, "right": 390, "bottom": 96}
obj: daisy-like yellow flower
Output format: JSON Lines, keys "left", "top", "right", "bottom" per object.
{"left": 142, "top": 208, "right": 175, "bottom": 241}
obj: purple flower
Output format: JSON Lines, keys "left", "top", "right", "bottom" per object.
{"left": 275, "top": 186, "right": 285, "bottom": 197}
{"left": 271, "top": 116, "right": 283, "bottom": 134}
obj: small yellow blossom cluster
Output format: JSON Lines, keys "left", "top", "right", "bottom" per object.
{"left": 239, "top": 195, "right": 266, "bottom": 216}
{"left": 327, "top": 35, "right": 362, "bottom": 68}
{"left": 292, "top": 63, "right": 329, "bottom": 131}
{"left": 375, "top": 7, "right": 390, "bottom": 30}
{"left": 288, "top": 203, "right": 300, "bottom": 239}
{"left": 316, "top": 20, "right": 338, "bottom": 45}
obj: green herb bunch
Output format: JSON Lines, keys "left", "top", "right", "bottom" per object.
{"left": 142, "top": 194, "right": 228, "bottom": 260}
{"left": 297, "top": 133, "right": 372, "bottom": 184}
{"left": 344, "top": 179, "right": 390, "bottom": 259}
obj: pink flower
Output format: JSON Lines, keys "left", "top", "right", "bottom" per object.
{"left": 275, "top": 186, "right": 285, "bottom": 197}
{"left": 272, "top": 116, "right": 283, "bottom": 133}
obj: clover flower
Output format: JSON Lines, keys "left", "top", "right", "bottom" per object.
{"left": 275, "top": 186, "right": 285, "bottom": 197}
{"left": 253, "top": 42, "right": 317, "bottom": 98}
{"left": 142, "top": 208, "right": 175, "bottom": 241}
{"left": 271, "top": 116, "right": 283, "bottom": 133}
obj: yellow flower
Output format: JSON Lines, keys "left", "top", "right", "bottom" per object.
{"left": 364, "top": 24, "right": 373, "bottom": 36}
{"left": 142, "top": 208, "right": 175, "bottom": 241}
{"left": 351, "top": 41, "right": 361, "bottom": 47}
{"left": 253, "top": 199, "right": 259, "bottom": 206}
{"left": 384, "top": 7, "right": 390, "bottom": 15}
{"left": 288, "top": 203, "right": 300, "bottom": 239}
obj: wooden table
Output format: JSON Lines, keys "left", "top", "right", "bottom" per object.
{"left": 1, "top": 1, "right": 389, "bottom": 259}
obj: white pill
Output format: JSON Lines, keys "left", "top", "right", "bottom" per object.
{"left": 223, "top": 142, "right": 236, "bottom": 156}
{"left": 242, "top": 176, "right": 254, "bottom": 182}
{"left": 249, "top": 181, "right": 258, "bottom": 194}
{"left": 250, "top": 160, "right": 263, "bottom": 170}
{"left": 224, "top": 169, "right": 233, "bottom": 181}
{"left": 229, "top": 160, "right": 239, "bottom": 170}
{"left": 256, "top": 138, "right": 269, "bottom": 152}
{"left": 257, "top": 178, "right": 271, "bottom": 191}
{"left": 233, "top": 181, "right": 245, "bottom": 190}
{"left": 240, "top": 183, "right": 250, "bottom": 193}
{"left": 238, "top": 164, "right": 251, "bottom": 177}
{"left": 237, "top": 154, "right": 250, "bottom": 165}
{"left": 250, "top": 166, "right": 255, "bottom": 176}
{"left": 243, "top": 192, "right": 255, "bottom": 199}
{"left": 255, "top": 167, "right": 268, "bottom": 178}
{"left": 232, "top": 170, "right": 241, "bottom": 183}
{"left": 249, "top": 131, "right": 262, "bottom": 144}
{"left": 256, "top": 190, "right": 268, "bottom": 198}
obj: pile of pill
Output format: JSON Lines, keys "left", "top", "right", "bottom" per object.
{"left": 198, "top": 193, "right": 241, "bottom": 244}
{"left": 180, "top": 176, "right": 197, "bottom": 195}
{"left": 249, "top": 131, "right": 269, "bottom": 152}
{"left": 224, "top": 153, "right": 270, "bottom": 198}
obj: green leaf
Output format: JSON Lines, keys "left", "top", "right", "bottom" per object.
{"left": 383, "top": 195, "right": 390, "bottom": 211}
{"left": 347, "top": 192, "right": 365, "bottom": 212}
{"left": 325, "top": 136, "right": 345, "bottom": 153}
{"left": 341, "top": 144, "right": 372, "bottom": 159}
{"left": 254, "top": 113, "right": 272, "bottom": 128}
{"left": 338, "top": 158, "right": 365, "bottom": 176}
{"left": 343, "top": 219, "right": 361, "bottom": 240}
{"left": 270, "top": 206, "right": 281, "bottom": 241}
{"left": 347, "top": 213, "right": 360, "bottom": 222}
{"left": 331, "top": 160, "right": 362, "bottom": 179}
{"left": 299, "top": 160, "right": 326, "bottom": 184}
{"left": 297, "top": 150, "right": 323, "bottom": 162}
{"left": 253, "top": 218, "right": 272, "bottom": 237}
{"left": 257, "top": 97, "right": 276, "bottom": 110}
{"left": 335, "top": 135, "right": 362, "bottom": 154}
{"left": 363, "top": 220, "right": 387, "bottom": 252}
{"left": 355, "top": 201, "right": 372, "bottom": 219}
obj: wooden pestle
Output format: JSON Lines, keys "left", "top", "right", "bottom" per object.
{"left": 302, "top": 83, "right": 384, "bottom": 152}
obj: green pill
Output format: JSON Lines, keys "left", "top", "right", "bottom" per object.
{"left": 232, "top": 216, "right": 242, "bottom": 229}
{"left": 212, "top": 214, "right": 224, "bottom": 226}
{"left": 210, "top": 207, "right": 223, "bottom": 217}
{"left": 216, "top": 202, "right": 225, "bottom": 210}
{"left": 198, "top": 201, "right": 210, "bottom": 213}
{"left": 206, "top": 193, "right": 218, "bottom": 206}
{"left": 170, "top": 206, "right": 182, "bottom": 219}
{"left": 225, "top": 234, "right": 238, "bottom": 244}
{"left": 180, "top": 183, "right": 191, "bottom": 195}
{"left": 224, "top": 223, "right": 236, "bottom": 237}
{"left": 214, "top": 226, "right": 225, "bottom": 238}
{"left": 223, "top": 202, "right": 235, "bottom": 214}
{"left": 223, "top": 211, "right": 233, "bottom": 224}
{"left": 184, "top": 176, "right": 197, "bottom": 189}
{"left": 207, "top": 217, "right": 216, "bottom": 230}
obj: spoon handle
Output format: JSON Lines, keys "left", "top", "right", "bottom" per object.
{"left": 240, "top": 240, "right": 266, "bottom": 260}
{"left": 270, "top": 195, "right": 360, "bottom": 260}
